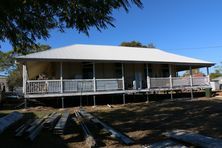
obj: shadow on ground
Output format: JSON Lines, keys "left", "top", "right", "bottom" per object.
{"left": 89, "top": 99, "right": 222, "bottom": 145}
{"left": 0, "top": 111, "right": 85, "bottom": 148}
{"left": 1, "top": 98, "right": 222, "bottom": 147}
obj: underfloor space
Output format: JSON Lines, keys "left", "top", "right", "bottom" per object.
{"left": 30, "top": 92, "right": 207, "bottom": 108}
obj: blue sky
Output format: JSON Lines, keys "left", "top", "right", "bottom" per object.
{"left": 1, "top": 0, "right": 222, "bottom": 72}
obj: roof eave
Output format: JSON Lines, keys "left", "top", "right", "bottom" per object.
{"left": 16, "top": 57, "right": 215, "bottom": 67}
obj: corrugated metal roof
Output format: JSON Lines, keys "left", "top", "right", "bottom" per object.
{"left": 16, "top": 44, "right": 214, "bottom": 66}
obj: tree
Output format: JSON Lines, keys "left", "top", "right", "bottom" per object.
{"left": 0, "top": 44, "right": 51, "bottom": 91}
{"left": 0, "top": 50, "right": 14, "bottom": 72}
{"left": 183, "top": 69, "right": 204, "bottom": 77}
{"left": 147, "top": 43, "right": 156, "bottom": 48}
{"left": 210, "top": 71, "right": 222, "bottom": 80}
{"left": 210, "top": 62, "right": 222, "bottom": 79}
{"left": 120, "top": 41, "right": 156, "bottom": 48}
{"left": 0, "top": 44, "right": 50, "bottom": 73}
{"left": 0, "top": 0, "right": 142, "bottom": 52}
{"left": 7, "top": 65, "right": 23, "bottom": 91}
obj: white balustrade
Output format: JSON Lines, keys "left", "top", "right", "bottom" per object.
{"left": 25, "top": 77, "right": 209, "bottom": 94}
{"left": 150, "top": 77, "right": 170, "bottom": 88}
{"left": 192, "top": 77, "right": 208, "bottom": 86}
{"left": 26, "top": 80, "right": 61, "bottom": 94}
{"left": 96, "top": 79, "right": 123, "bottom": 91}
{"left": 172, "top": 77, "right": 191, "bottom": 87}
{"left": 63, "top": 79, "right": 94, "bottom": 92}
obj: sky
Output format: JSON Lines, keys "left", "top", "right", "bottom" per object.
{"left": 1, "top": 0, "right": 222, "bottom": 73}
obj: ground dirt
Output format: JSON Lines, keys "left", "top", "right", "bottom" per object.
{"left": 1, "top": 97, "right": 222, "bottom": 147}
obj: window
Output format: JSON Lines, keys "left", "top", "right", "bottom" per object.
{"left": 115, "top": 63, "right": 122, "bottom": 78}
{"left": 161, "top": 64, "right": 170, "bottom": 77}
{"left": 144, "top": 64, "right": 153, "bottom": 77}
{"left": 82, "top": 62, "right": 93, "bottom": 79}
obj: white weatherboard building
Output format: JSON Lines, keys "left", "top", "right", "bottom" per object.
{"left": 17, "top": 44, "right": 214, "bottom": 107}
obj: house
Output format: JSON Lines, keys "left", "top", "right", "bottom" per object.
{"left": 16, "top": 44, "right": 214, "bottom": 107}
{"left": 211, "top": 76, "right": 222, "bottom": 90}
{"left": 0, "top": 75, "right": 8, "bottom": 92}
{"left": 212, "top": 76, "right": 222, "bottom": 85}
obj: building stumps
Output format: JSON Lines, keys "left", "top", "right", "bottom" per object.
{"left": 146, "top": 93, "right": 149, "bottom": 103}
{"left": 190, "top": 89, "right": 194, "bottom": 100}
{"left": 61, "top": 97, "right": 64, "bottom": 108}
{"left": 123, "top": 94, "right": 126, "bottom": 105}
{"left": 170, "top": 90, "right": 173, "bottom": 100}
{"left": 80, "top": 96, "right": 82, "bottom": 107}
{"left": 24, "top": 98, "right": 28, "bottom": 109}
{"left": 93, "top": 95, "right": 96, "bottom": 107}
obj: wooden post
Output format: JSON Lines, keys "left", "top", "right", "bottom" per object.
{"left": 207, "top": 67, "right": 210, "bottom": 85}
{"left": 93, "top": 62, "right": 96, "bottom": 92}
{"left": 146, "top": 92, "right": 149, "bottom": 103}
{"left": 190, "top": 66, "right": 193, "bottom": 99}
{"left": 122, "top": 63, "right": 125, "bottom": 90}
{"left": 23, "top": 63, "right": 27, "bottom": 108}
{"left": 123, "top": 94, "right": 126, "bottom": 104}
{"left": 22, "top": 64, "right": 27, "bottom": 95}
{"left": 80, "top": 96, "right": 82, "bottom": 107}
{"left": 146, "top": 64, "right": 150, "bottom": 89}
{"left": 169, "top": 64, "right": 173, "bottom": 100}
{"left": 93, "top": 95, "right": 96, "bottom": 106}
{"left": 146, "top": 64, "right": 150, "bottom": 103}
{"left": 24, "top": 98, "right": 27, "bottom": 108}
{"left": 122, "top": 63, "right": 125, "bottom": 104}
{"left": 60, "top": 62, "right": 63, "bottom": 93}
{"left": 61, "top": 97, "right": 64, "bottom": 108}
{"left": 93, "top": 62, "right": 96, "bottom": 107}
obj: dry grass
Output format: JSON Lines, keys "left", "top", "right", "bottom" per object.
{"left": 1, "top": 98, "right": 222, "bottom": 147}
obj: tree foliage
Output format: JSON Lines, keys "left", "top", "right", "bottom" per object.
{"left": 120, "top": 41, "right": 156, "bottom": 48}
{"left": 0, "top": 50, "right": 14, "bottom": 72}
{"left": 7, "top": 65, "right": 23, "bottom": 91}
{"left": 0, "top": 44, "right": 50, "bottom": 73}
{"left": 0, "top": 44, "right": 51, "bottom": 91}
{"left": 0, "top": 0, "right": 142, "bottom": 52}
{"left": 210, "top": 62, "right": 222, "bottom": 79}
{"left": 182, "top": 69, "right": 204, "bottom": 77}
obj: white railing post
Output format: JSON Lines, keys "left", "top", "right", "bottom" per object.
{"left": 122, "top": 63, "right": 125, "bottom": 105}
{"left": 189, "top": 66, "right": 193, "bottom": 99}
{"left": 169, "top": 64, "right": 173, "bottom": 100}
{"left": 169, "top": 64, "right": 173, "bottom": 89}
{"left": 189, "top": 66, "right": 193, "bottom": 87}
{"left": 207, "top": 67, "right": 210, "bottom": 85}
{"left": 22, "top": 63, "right": 27, "bottom": 95}
{"left": 122, "top": 63, "right": 125, "bottom": 90}
{"left": 93, "top": 62, "right": 96, "bottom": 92}
{"left": 60, "top": 62, "right": 63, "bottom": 93}
{"left": 146, "top": 64, "right": 150, "bottom": 89}
{"left": 23, "top": 63, "right": 28, "bottom": 108}
{"left": 93, "top": 67, "right": 96, "bottom": 106}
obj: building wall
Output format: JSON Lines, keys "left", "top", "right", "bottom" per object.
{"left": 62, "top": 62, "right": 82, "bottom": 79}
{"left": 151, "top": 64, "right": 176, "bottom": 77}
{"left": 95, "top": 63, "right": 117, "bottom": 78}
{"left": 27, "top": 61, "right": 54, "bottom": 79}
{"left": 26, "top": 61, "right": 177, "bottom": 80}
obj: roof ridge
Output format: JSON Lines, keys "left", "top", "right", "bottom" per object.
{"left": 16, "top": 44, "right": 214, "bottom": 66}
{"left": 75, "top": 44, "right": 158, "bottom": 50}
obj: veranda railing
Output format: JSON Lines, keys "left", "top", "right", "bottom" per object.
{"left": 26, "top": 76, "right": 209, "bottom": 94}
